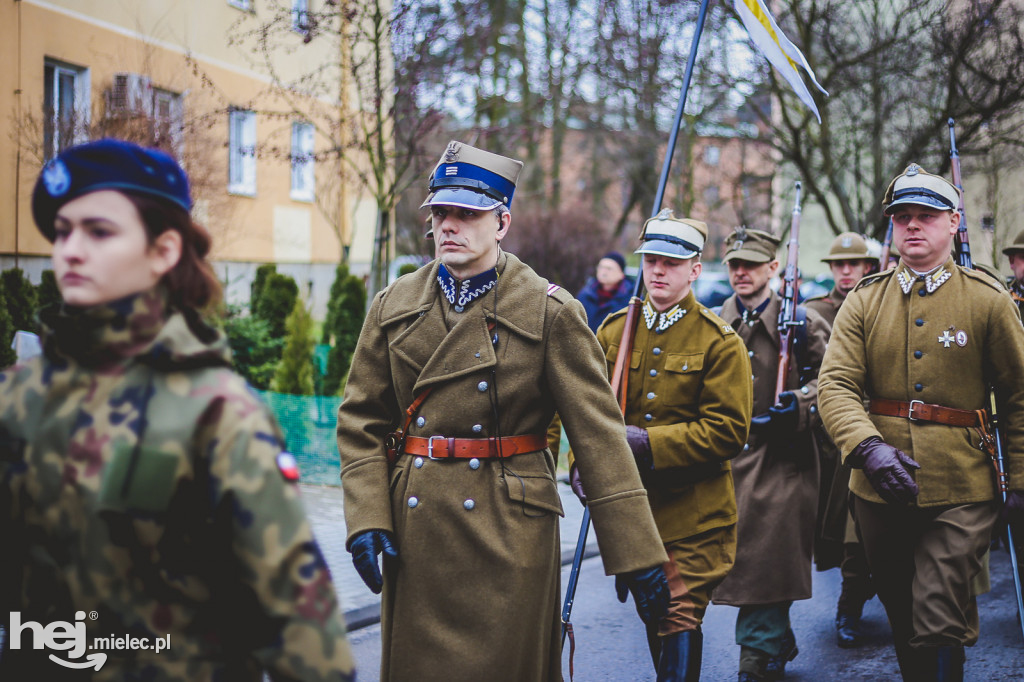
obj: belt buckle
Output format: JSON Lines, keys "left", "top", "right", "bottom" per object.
{"left": 908, "top": 400, "right": 923, "bottom": 421}
{"left": 427, "top": 435, "right": 446, "bottom": 460}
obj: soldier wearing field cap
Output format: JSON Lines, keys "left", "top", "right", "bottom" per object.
{"left": 1002, "top": 228, "right": 1024, "bottom": 312}
{"left": 806, "top": 232, "right": 879, "bottom": 648}
{"left": 818, "top": 163, "right": 1024, "bottom": 679}
{"left": 713, "top": 228, "right": 830, "bottom": 682}
{"left": 581, "top": 209, "right": 752, "bottom": 680}
{"left": 336, "top": 141, "right": 670, "bottom": 681}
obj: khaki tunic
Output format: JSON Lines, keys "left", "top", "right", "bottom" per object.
{"left": 818, "top": 258, "right": 1024, "bottom": 506}
{"left": 713, "top": 291, "right": 830, "bottom": 605}
{"left": 336, "top": 252, "right": 666, "bottom": 682}
{"left": 595, "top": 290, "right": 752, "bottom": 542}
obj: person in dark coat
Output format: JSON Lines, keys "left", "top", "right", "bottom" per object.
{"left": 578, "top": 251, "right": 634, "bottom": 332}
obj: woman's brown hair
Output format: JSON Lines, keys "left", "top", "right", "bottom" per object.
{"left": 124, "top": 191, "right": 223, "bottom": 311}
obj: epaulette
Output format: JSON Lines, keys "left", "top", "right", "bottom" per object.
{"left": 545, "top": 282, "right": 573, "bottom": 304}
{"left": 962, "top": 265, "right": 1008, "bottom": 293}
{"left": 853, "top": 269, "right": 892, "bottom": 292}
{"left": 803, "top": 292, "right": 827, "bottom": 303}
{"left": 697, "top": 304, "right": 736, "bottom": 336}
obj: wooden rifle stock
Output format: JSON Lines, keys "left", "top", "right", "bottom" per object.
{"left": 775, "top": 181, "right": 803, "bottom": 402}
{"left": 610, "top": 297, "right": 642, "bottom": 411}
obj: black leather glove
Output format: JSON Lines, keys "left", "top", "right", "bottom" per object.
{"left": 625, "top": 425, "right": 653, "bottom": 472}
{"left": 847, "top": 436, "right": 920, "bottom": 505}
{"left": 750, "top": 391, "right": 799, "bottom": 434}
{"left": 615, "top": 565, "right": 670, "bottom": 627}
{"left": 350, "top": 529, "right": 398, "bottom": 594}
{"left": 569, "top": 464, "right": 587, "bottom": 505}
{"left": 1001, "top": 490, "right": 1024, "bottom": 527}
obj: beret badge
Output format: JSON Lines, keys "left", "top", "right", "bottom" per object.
{"left": 42, "top": 160, "right": 72, "bottom": 197}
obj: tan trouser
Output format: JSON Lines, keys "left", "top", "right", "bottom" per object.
{"left": 658, "top": 523, "right": 737, "bottom": 634}
{"left": 853, "top": 496, "right": 997, "bottom": 648}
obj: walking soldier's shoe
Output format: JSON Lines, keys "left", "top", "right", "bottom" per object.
{"left": 835, "top": 610, "right": 864, "bottom": 648}
{"left": 763, "top": 628, "right": 798, "bottom": 680}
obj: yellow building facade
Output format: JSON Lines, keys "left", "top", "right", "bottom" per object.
{"left": 0, "top": 0, "right": 382, "bottom": 314}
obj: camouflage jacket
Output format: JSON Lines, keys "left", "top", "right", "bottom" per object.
{"left": 0, "top": 289, "right": 353, "bottom": 681}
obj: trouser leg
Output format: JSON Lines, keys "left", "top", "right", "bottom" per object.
{"left": 735, "top": 603, "right": 790, "bottom": 678}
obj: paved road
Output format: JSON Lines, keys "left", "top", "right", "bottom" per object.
{"left": 303, "top": 482, "right": 1024, "bottom": 680}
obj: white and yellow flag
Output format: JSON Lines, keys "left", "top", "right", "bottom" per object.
{"left": 734, "top": 0, "right": 828, "bottom": 122}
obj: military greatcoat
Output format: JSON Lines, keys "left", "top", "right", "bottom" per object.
{"left": 819, "top": 258, "right": 1024, "bottom": 505}
{"left": 336, "top": 252, "right": 666, "bottom": 682}
{"left": 713, "top": 291, "right": 830, "bottom": 605}
{"left": 595, "top": 290, "right": 752, "bottom": 543}
{"left": 0, "top": 289, "right": 353, "bottom": 682}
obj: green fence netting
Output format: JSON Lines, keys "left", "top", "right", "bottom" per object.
{"left": 256, "top": 390, "right": 342, "bottom": 486}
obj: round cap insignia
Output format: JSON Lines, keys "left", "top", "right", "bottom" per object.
{"left": 42, "top": 160, "right": 72, "bottom": 197}
{"left": 906, "top": 164, "right": 920, "bottom": 176}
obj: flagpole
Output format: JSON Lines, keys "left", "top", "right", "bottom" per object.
{"left": 561, "top": 0, "right": 713, "bottom": 653}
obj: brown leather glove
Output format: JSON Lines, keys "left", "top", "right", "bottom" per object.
{"left": 847, "top": 436, "right": 920, "bottom": 505}
{"left": 625, "top": 425, "right": 653, "bottom": 472}
{"left": 1001, "top": 490, "right": 1024, "bottom": 527}
{"left": 569, "top": 464, "right": 586, "bottom": 505}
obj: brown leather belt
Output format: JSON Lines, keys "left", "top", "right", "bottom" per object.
{"left": 868, "top": 399, "right": 982, "bottom": 427}
{"left": 399, "top": 433, "right": 548, "bottom": 460}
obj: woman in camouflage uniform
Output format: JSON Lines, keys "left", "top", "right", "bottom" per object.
{"left": 0, "top": 139, "right": 353, "bottom": 681}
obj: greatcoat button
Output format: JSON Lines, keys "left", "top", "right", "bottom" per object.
{"left": 915, "top": 383, "right": 923, "bottom": 392}
{"left": 645, "top": 414, "right": 653, "bottom": 421}
{"left": 463, "top": 499, "right": 475, "bottom": 510}
{"left": 408, "top": 496, "right": 419, "bottom": 508}
{"left": 748, "top": 350, "right": 754, "bottom": 357}
{"left": 919, "top": 289, "right": 927, "bottom": 297}
{"left": 478, "top": 381, "right": 489, "bottom": 392}
{"left": 800, "top": 386, "right": 809, "bottom": 395}
{"left": 455, "top": 305, "right": 465, "bottom": 313}
{"left": 469, "top": 458, "right": 481, "bottom": 470}
{"left": 914, "top": 350, "right": 923, "bottom": 359}
{"left": 472, "top": 424, "right": 483, "bottom": 433}
{"left": 416, "top": 416, "right": 426, "bottom": 427}
{"left": 414, "top": 457, "right": 424, "bottom": 468}
{"left": 650, "top": 369, "right": 658, "bottom": 377}
{"left": 810, "top": 405, "right": 817, "bottom": 414}
{"left": 743, "top": 443, "right": 750, "bottom": 451}
{"left": 653, "top": 348, "right": 662, "bottom": 355}
{"left": 647, "top": 392, "right": 656, "bottom": 400}
{"left": 915, "top": 318, "right": 924, "bottom": 327}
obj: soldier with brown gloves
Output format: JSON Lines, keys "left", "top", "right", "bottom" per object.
{"left": 336, "top": 141, "right": 669, "bottom": 681}
{"left": 818, "top": 164, "right": 1024, "bottom": 680}
{"left": 805, "top": 232, "right": 878, "bottom": 648}
{"left": 572, "top": 210, "right": 752, "bottom": 680}
{"left": 712, "top": 228, "right": 830, "bottom": 682}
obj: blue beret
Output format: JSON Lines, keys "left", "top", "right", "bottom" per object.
{"left": 32, "top": 139, "right": 192, "bottom": 241}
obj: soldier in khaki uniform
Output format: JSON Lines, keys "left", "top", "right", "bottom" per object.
{"left": 1002, "top": 228, "right": 1024, "bottom": 312}
{"left": 712, "top": 228, "right": 831, "bottom": 682}
{"left": 335, "top": 141, "right": 670, "bottom": 681}
{"left": 581, "top": 210, "right": 752, "bottom": 680}
{"left": 805, "top": 232, "right": 878, "bottom": 648}
{"left": 818, "top": 164, "right": 1024, "bottom": 680}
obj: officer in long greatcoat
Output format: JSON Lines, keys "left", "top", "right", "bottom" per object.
{"left": 712, "top": 228, "right": 830, "bottom": 682}
{"left": 804, "top": 232, "right": 878, "bottom": 648}
{"left": 585, "top": 211, "right": 752, "bottom": 680}
{"left": 1002, "top": 228, "right": 1024, "bottom": 313}
{"left": 819, "top": 164, "right": 1024, "bottom": 680}
{"left": 335, "top": 141, "right": 670, "bottom": 681}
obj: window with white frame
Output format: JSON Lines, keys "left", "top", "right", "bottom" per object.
{"left": 228, "top": 0, "right": 252, "bottom": 10}
{"left": 292, "top": 0, "right": 311, "bottom": 33}
{"left": 44, "top": 60, "right": 90, "bottom": 160}
{"left": 228, "top": 109, "right": 257, "bottom": 196}
{"left": 704, "top": 145, "right": 720, "bottom": 166}
{"left": 291, "top": 122, "right": 315, "bottom": 201}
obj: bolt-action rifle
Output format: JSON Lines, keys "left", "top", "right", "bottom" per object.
{"left": 774, "top": 182, "right": 804, "bottom": 401}
{"left": 949, "top": 118, "right": 1024, "bottom": 642}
